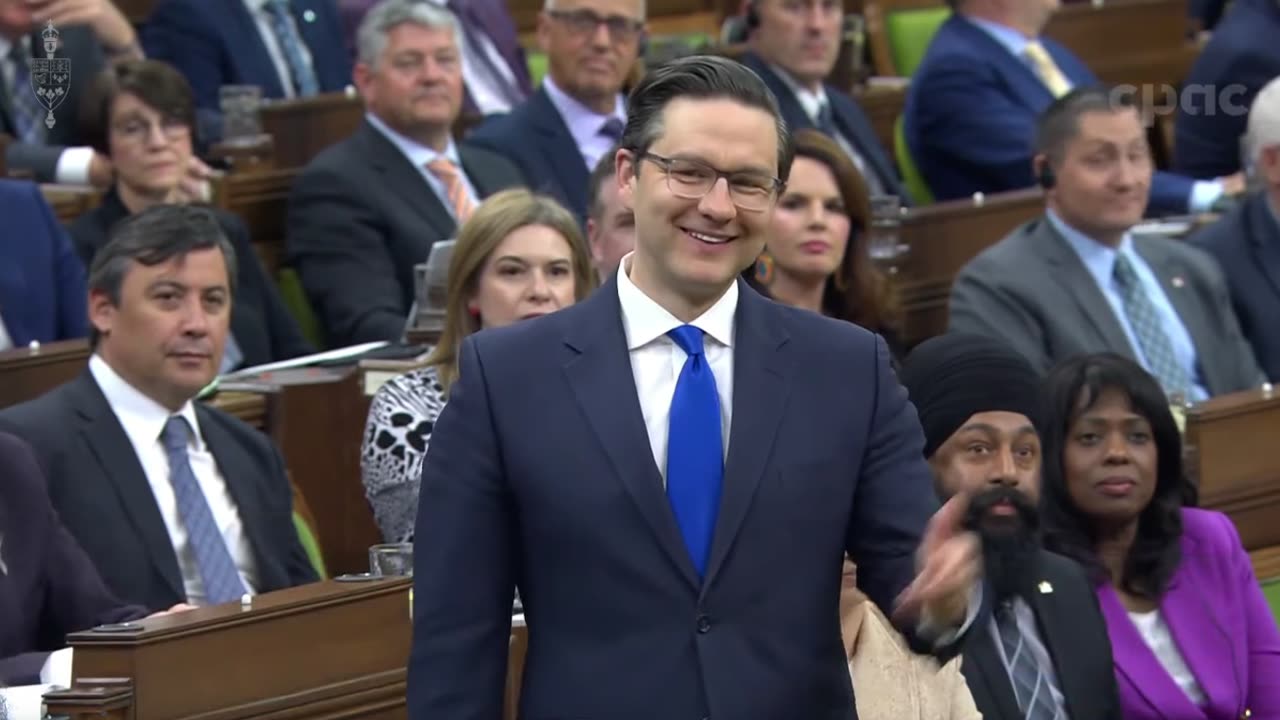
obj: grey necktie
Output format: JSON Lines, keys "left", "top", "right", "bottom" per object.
{"left": 996, "top": 602, "right": 1063, "bottom": 720}
{"left": 1112, "top": 253, "right": 1189, "bottom": 397}
{"left": 7, "top": 44, "right": 44, "bottom": 143}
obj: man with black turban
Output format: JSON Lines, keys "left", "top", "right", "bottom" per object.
{"left": 898, "top": 335, "right": 1122, "bottom": 720}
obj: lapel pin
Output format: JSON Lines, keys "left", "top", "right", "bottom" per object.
{"left": 1172, "top": 275, "right": 1185, "bottom": 288}
{"left": 303, "top": 9, "right": 316, "bottom": 22}
{"left": 1038, "top": 580, "right": 1053, "bottom": 594}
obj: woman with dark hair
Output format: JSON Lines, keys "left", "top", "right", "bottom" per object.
{"left": 745, "top": 129, "right": 900, "bottom": 351}
{"left": 1039, "top": 353, "right": 1280, "bottom": 720}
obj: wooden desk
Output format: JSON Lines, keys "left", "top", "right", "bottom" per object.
{"left": 259, "top": 91, "right": 364, "bottom": 170}
{"left": 40, "top": 184, "right": 101, "bottom": 225}
{"left": 1044, "top": 0, "right": 1197, "bottom": 88}
{"left": 852, "top": 79, "right": 908, "bottom": 163}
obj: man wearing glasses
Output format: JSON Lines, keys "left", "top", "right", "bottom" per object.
{"left": 467, "top": 0, "right": 644, "bottom": 223}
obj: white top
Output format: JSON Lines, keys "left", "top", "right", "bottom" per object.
{"left": 242, "top": 0, "right": 317, "bottom": 98}
{"left": 1128, "top": 609, "right": 1207, "bottom": 705}
{"left": 615, "top": 253, "right": 735, "bottom": 483}
{"left": 0, "top": 315, "right": 11, "bottom": 351}
{"left": 89, "top": 354, "right": 260, "bottom": 604}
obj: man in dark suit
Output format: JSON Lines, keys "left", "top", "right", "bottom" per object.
{"left": 1186, "top": 78, "right": 1280, "bottom": 382}
{"left": 906, "top": 0, "right": 1241, "bottom": 215}
{"left": 0, "top": 178, "right": 88, "bottom": 349}
{"left": 949, "top": 87, "right": 1265, "bottom": 399}
{"left": 1173, "top": 0, "right": 1280, "bottom": 179}
{"left": 898, "top": 333, "right": 1123, "bottom": 720}
{"left": 408, "top": 55, "right": 982, "bottom": 720}
{"left": 0, "top": 0, "right": 141, "bottom": 183}
{"left": 287, "top": 0, "right": 523, "bottom": 347}
{"left": 141, "top": 0, "right": 351, "bottom": 114}
{"left": 0, "top": 205, "right": 318, "bottom": 613}
{"left": 738, "top": 0, "right": 905, "bottom": 202}
{"left": 467, "top": 0, "right": 641, "bottom": 223}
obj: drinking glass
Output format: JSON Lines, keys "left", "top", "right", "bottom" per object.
{"left": 369, "top": 543, "right": 413, "bottom": 577}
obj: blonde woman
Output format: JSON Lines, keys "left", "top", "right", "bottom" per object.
{"left": 360, "top": 189, "right": 596, "bottom": 543}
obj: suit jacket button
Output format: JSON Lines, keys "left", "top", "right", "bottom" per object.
{"left": 696, "top": 615, "right": 712, "bottom": 633}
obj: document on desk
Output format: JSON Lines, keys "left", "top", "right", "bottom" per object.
{"left": 0, "top": 684, "right": 57, "bottom": 719}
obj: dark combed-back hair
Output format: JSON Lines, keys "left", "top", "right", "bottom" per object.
{"left": 1038, "top": 353, "right": 1185, "bottom": 600}
{"left": 79, "top": 60, "right": 197, "bottom": 155}
{"left": 1035, "top": 85, "right": 1138, "bottom": 162}
{"left": 619, "top": 55, "right": 794, "bottom": 180}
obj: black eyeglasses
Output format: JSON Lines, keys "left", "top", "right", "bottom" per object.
{"left": 546, "top": 9, "right": 644, "bottom": 42}
{"left": 639, "top": 152, "right": 783, "bottom": 212}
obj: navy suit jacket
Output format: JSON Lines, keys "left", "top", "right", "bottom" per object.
{"left": 0, "top": 179, "right": 88, "bottom": 347}
{"left": 1174, "top": 0, "right": 1280, "bottom": 179}
{"left": 741, "top": 52, "right": 907, "bottom": 202}
{"left": 906, "top": 15, "right": 1195, "bottom": 214}
{"left": 142, "top": 0, "right": 352, "bottom": 112}
{"left": 466, "top": 87, "right": 592, "bottom": 223}
{"left": 1187, "top": 191, "right": 1280, "bottom": 381}
{"left": 0, "top": 431, "right": 146, "bottom": 686}
{"left": 407, "top": 276, "right": 970, "bottom": 720}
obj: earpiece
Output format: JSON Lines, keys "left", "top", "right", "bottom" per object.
{"left": 745, "top": 0, "right": 760, "bottom": 30}
{"left": 1036, "top": 163, "right": 1056, "bottom": 190}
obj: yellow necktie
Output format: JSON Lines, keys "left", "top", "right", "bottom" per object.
{"left": 1024, "top": 41, "right": 1072, "bottom": 99}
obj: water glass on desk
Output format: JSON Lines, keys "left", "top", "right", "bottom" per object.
{"left": 369, "top": 543, "right": 413, "bottom": 577}
{"left": 867, "top": 194, "right": 908, "bottom": 267}
{"left": 219, "top": 85, "right": 264, "bottom": 145}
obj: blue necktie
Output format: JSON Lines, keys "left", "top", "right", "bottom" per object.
{"left": 161, "top": 416, "right": 248, "bottom": 604}
{"left": 263, "top": 0, "right": 320, "bottom": 97}
{"left": 665, "top": 325, "right": 723, "bottom": 579}
{"left": 7, "top": 45, "right": 44, "bottom": 143}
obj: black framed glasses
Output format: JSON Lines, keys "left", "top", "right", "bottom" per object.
{"left": 639, "top": 152, "right": 783, "bottom": 212}
{"left": 546, "top": 9, "right": 644, "bottom": 41}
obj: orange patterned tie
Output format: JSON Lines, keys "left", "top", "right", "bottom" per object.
{"left": 426, "top": 157, "right": 475, "bottom": 223}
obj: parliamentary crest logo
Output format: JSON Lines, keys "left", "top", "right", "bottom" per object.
{"left": 29, "top": 20, "right": 71, "bottom": 130}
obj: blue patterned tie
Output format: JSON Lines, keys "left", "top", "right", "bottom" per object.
{"left": 1112, "top": 254, "right": 1189, "bottom": 397}
{"left": 7, "top": 45, "right": 44, "bottom": 143}
{"left": 161, "top": 416, "right": 247, "bottom": 604}
{"left": 665, "top": 325, "right": 723, "bottom": 579}
{"left": 263, "top": 0, "right": 320, "bottom": 97}
{"left": 996, "top": 603, "right": 1063, "bottom": 719}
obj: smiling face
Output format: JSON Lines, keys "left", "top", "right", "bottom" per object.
{"left": 1045, "top": 108, "right": 1152, "bottom": 245}
{"left": 1061, "top": 387, "right": 1159, "bottom": 526}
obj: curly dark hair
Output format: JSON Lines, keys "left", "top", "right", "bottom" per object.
{"left": 1038, "top": 353, "right": 1185, "bottom": 600}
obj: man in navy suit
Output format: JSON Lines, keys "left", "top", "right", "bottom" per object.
{"left": 0, "top": 179, "right": 88, "bottom": 349}
{"left": 906, "top": 0, "right": 1241, "bottom": 215}
{"left": 408, "top": 55, "right": 982, "bottom": 720}
{"left": 466, "top": 0, "right": 643, "bottom": 223}
{"left": 141, "top": 0, "right": 351, "bottom": 113}
{"left": 739, "top": 0, "right": 905, "bottom": 202}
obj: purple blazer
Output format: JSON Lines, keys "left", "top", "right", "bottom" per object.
{"left": 1097, "top": 508, "right": 1280, "bottom": 720}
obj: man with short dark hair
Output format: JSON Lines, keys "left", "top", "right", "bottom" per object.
{"left": 949, "top": 87, "right": 1265, "bottom": 398}
{"left": 584, "top": 149, "right": 634, "bottom": 278}
{"left": 408, "top": 54, "right": 982, "bottom": 720}
{"left": 0, "top": 205, "right": 318, "bottom": 612}
{"left": 898, "top": 332, "right": 1122, "bottom": 720}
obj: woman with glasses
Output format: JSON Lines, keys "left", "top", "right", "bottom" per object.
{"left": 1039, "top": 353, "right": 1280, "bottom": 720}
{"left": 67, "top": 60, "right": 312, "bottom": 372}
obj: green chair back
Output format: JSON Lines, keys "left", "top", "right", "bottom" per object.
{"left": 294, "top": 511, "right": 328, "bottom": 580}
{"left": 885, "top": 7, "right": 950, "bottom": 77}
{"left": 895, "top": 115, "right": 935, "bottom": 205}
{"left": 1263, "top": 577, "right": 1280, "bottom": 625}
{"left": 278, "top": 267, "right": 325, "bottom": 349}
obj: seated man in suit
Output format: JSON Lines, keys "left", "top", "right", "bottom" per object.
{"left": 0, "top": 178, "right": 88, "bottom": 348}
{"left": 141, "top": 0, "right": 351, "bottom": 115}
{"left": 0, "top": 205, "right": 318, "bottom": 612}
{"left": 1174, "top": 0, "right": 1280, "bottom": 179}
{"left": 738, "top": 0, "right": 905, "bottom": 201}
{"left": 0, "top": 0, "right": 141, "bottom": 184}
{"left": 584, "top": 150, "right": 633, "bottom": 279}
{"left": 898, "top": 332, "right": 1123, "bottom": 720}
{"left": 467, "top": 0, "right": 640, "bottom": 222}
{"left": 1187, "top": 77, "right": 1280, "bottom": 382}
{"left": 287, "top": 0, "right": 523, "bottom": 347}
{"left": 906, "top": 0, "right": 1240, "bottom": 215}
{"left": 949, "top": 87, "right": 1265, "bottom": 399}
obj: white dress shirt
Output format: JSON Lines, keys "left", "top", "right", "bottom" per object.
{"left": 365, "top": 111, "right": 480, "bottom": 219}
{"left": 542, "top": 75, "right": 628, "bottom": 173}
{"left": 0, "top": 34, "right": 94, "bottom": 185}
{"left": 89, "top": 354, "right": 259, "bottom": 604}
{"left": 242, "top": 0, "right": 317, "bottom": 98}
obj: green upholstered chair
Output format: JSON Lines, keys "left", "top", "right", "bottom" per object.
{"left": 294, "top": 511, "right": 328, "bottom": 579}
{"left": 894, "top": 115, "right": 935, "bottom": 204}
{"left": 277, "top": 267, "right": 325, "bottom": 349}
{"left": 1263, "top": 577, "right": 1280, "bottom": 625}
{"left": 884, "top": 7, "right": 950, "bottom": 77}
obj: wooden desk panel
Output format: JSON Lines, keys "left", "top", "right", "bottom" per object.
{"left": 852, "top": 80, "right": 907, "bottom": 163}
{"left": 213, "top": 168, "right": 298, "bottom": 278}
{"left": 259, "top": 92, "right": 364, "bottom": 170}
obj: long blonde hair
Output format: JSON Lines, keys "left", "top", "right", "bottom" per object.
{"left": 425, "top": 189, "right": 596, "bottom": 391}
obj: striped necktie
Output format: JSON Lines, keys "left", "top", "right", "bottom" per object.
{"left": 7, "top": 44, "right": 45, "bottom": 143}
{"left": 263, "top": 0, "right": 320, "bottom": 96}
{"left": 996, "top": 603, "right": 1063, "bottom": 720}
{"left": 427, "top": 157, "right": 476, "bottom": 223}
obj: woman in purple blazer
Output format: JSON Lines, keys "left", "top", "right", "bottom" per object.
{"left": 1037, "top": 353, "right": 1280, "bottom": 720}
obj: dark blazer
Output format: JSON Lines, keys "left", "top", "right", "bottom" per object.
{"left": 948, "top": 215, "right": 1267, "bottom": 396}
{"left": 286, "top": 118, "right": 525, "bottom": 347}
{"left": 1186, "top": 192, "right": 1280, "bottom": 381}
{"left": 906, "top": 15, "right": 1195, "bottom": 214}
{"left": 1098, "top": 508, "right": 1280, "bottom": 719}
{"left": 67, "top": 189, "right": 314, "bottom": 368}
{"left": 466, "top": 86, "right": 593, "bottom": 223}
{"left": 141, "top": 0, "right": 351, "bottom": 112}
{"left": 962, "top": 549, "right": 1122, "bottom": 720}
{"left": 0, "top": 179, "right": 87, "bottom": 346}
{"left": 741, "top": 52, "right": 906, "bottom": 202}
{"left": 1174, "top": 0, "right": 1280, "bottom": 179}
{"left": 0, "top": 25, "right": 104, "bottom": 181}
{"left": 0, "top": 371, "right": 319, "bottom": 612}
{"left": 407, "top": 276, "right": 972, "bottom": 719}
{"left": 0, "top": 431, "right": 147, "bottom": 686}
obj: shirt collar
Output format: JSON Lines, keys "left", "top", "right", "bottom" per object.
{"left": 768, "top": 62, "right": 828, "bottom": 120}
{"left": 615, "top": 252, "right": 737, "bottom": 351}
{"left": 1046, "top": 208, "right": 1137, "bottom": 287}
{"left": 542, "top": 74, "right": 626, "bottom": 144}
{"left": 89, "top": 354, "right": 206, "bottom": 453}
{"left": 964, "top": 15, "right": 1034, "bottom": 59}
{"left": 364, "top": 111, "right": 463, "bottom": 170}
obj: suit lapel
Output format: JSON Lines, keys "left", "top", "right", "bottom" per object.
{"left": 459, "top": 145, "right": 508, "bottom": 197}
{"left": 527, "top": 88, "right": 590, "bottom": 206}
{"left": 703, "top": 284, "right": 790, "bottom": 587}
{"left": 1158, "top": 538, "right": 1236, "bottom": 718}
{"left": 71, "top": 372, "right": 186, "bottom": 601}
{"left": 197, "top": 407, "right": 275, "bottom": 586}
{"left": 950, "top": 17, "right": 1053, "bottom": 112}
{"left": 360, "top": 121, "right": 457, "bottom": 237}
{"left": 1245, "top": 194, "right": 1280, "bottom": 302}
{"left": 1098, "top": 584, "right": 1205, "bottom": 720}
{"left": 562, "top": 279, "right": 700, "bottom": 591}
{"left": 1134, "top": 239, "right": 1213, "bottom": 388}
{"left": 1040, "top": 222, "right": 1138, "bottom": 359}
{"left": 227, "top": 0, "right": 287, "bottom": 98}
{"left": 1028, "top": 553, "right": 1097, "bottom": 719}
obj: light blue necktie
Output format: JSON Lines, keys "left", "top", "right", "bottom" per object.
{"left": 7, "top": 45, "right": 44, "bottom": 143}
{"left": 1113, "top": 254, "right": 1189, "bottom": 397}
{"left": 665, "top": 325, "right": 723, "bottom": 579}
{"left": 263, "top": 0, "right": 320, "bottom": 97}
{"left": 161, "top": 416, "right": 247, "bottom": 604}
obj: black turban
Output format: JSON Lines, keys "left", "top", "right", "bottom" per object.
{"left": 898, "top": 333, "right": 1043, "bottom": 458}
